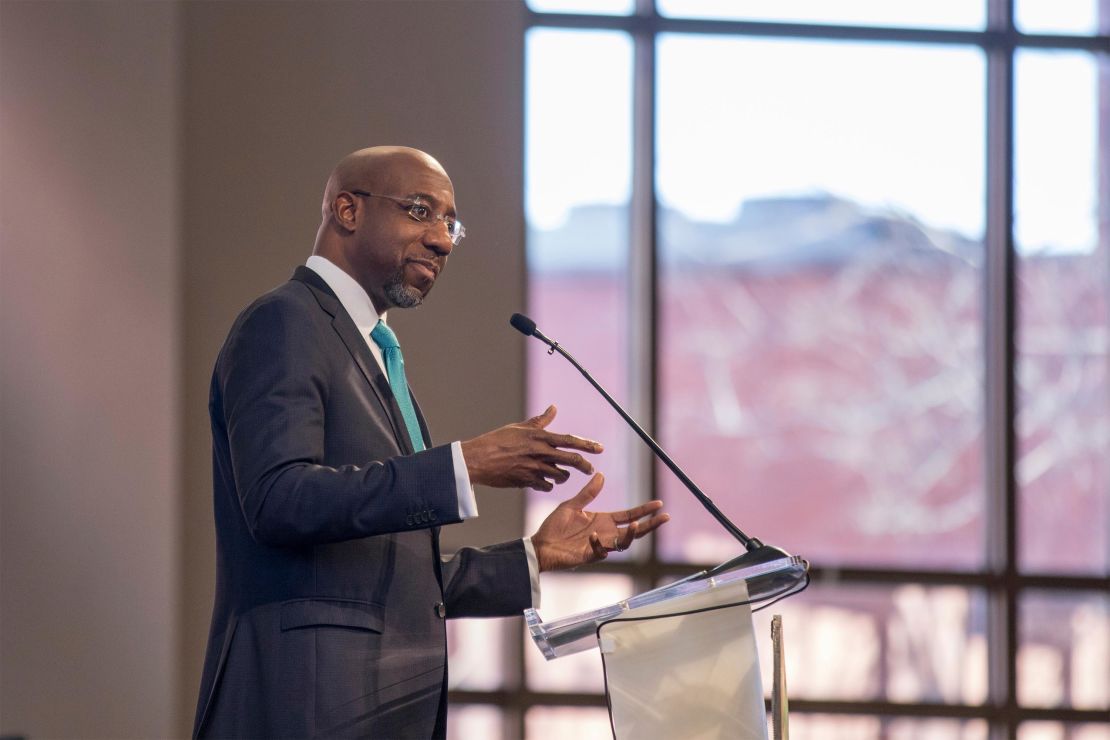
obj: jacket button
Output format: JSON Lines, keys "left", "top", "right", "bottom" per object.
{"left": 434, "top": 602, "right": 446, "bottom": 619}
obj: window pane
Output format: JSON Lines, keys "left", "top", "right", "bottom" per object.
{"left": 1019, "top": 591, "right": 1110, "bottom": 711}
{"left": 785, "top": 714, "right": 882, "bottom": 739}
{"left": 524, "top": 573, "right": 634, "bottom": 691}
{"left": 447, "top": 704, "right": 506, "bottom": 739}
{"left": 656, "top": 35, "right": 987, "bottom": 569}
{"left": 886, "top": 718, "right": 989, "bottom": 740}
{"left": 528, "top": 0, "right": 635, "bottom": 15}
{"left": 1015, "top": 1, "right": 1103, "bottom": 35}
{"left": 783, "top": 715, "right": 987, "bottom": 739}
{"left": 656, "top": 0, "right": 985, "bottom": 30}
{"left": 751, "top": 584, "right": 988, "bottom": 704}
{"left": 1019, "top": 722, "right": 1110, "bottom": 740}
{"left": 525, "top": 706, "right": 614, "bottom": 739}
{"left": 1015, "top": 50, "right": 1109, "bottom": 576}
{"left": 526, "top": 29, "right": 640, "bottom": 547}
{"left": 447, "top": 618, "right": 509, "bottom": 691}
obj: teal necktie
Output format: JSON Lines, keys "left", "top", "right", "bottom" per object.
{"left": 370, "top": 320, "right": 426, "bottom": 452}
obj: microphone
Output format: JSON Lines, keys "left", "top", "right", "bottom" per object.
{"left": 509, "top": 313, "right": 550, "bottom": 344}
{"left": 509, "top": 312, "right": 789, "bottom": 571}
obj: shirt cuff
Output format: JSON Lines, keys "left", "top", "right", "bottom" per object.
{"left": 522, "top": 536, "right": 542, "bottom": 609}
{"left": 450, "top": 441, "right": 540, "bottom": 607}
{"left": 451, "top": 440, "right": 478, "bottom": 520}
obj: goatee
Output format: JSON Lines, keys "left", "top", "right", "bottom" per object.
{"left": 384, "top": 268, "right": 424, "bottom": 308}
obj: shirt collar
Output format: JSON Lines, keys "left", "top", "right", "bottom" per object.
{"left": 305, "top": 255, "right": 386, "bottom": 333}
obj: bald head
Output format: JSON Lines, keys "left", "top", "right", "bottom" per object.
{"left": 320, "top": 146, "right": 451, "bottom": 222}
{"left": 312, "top": 146, "right": 458, "bottom": 313}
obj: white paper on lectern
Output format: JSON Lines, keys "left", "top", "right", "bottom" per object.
{"left": 598, "top": 579, "right": 768, "bottom": 740}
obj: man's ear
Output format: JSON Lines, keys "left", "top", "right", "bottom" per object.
{"left": 332, "top": 192, "right": 359, "bottom": 233}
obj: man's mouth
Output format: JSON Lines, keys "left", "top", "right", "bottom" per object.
{"left": 406, "top": 259, "right": 439, "bottom": 284}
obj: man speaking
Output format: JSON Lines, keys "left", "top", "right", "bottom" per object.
{"left": 193, "top": 146, "right": 668, "bottom": 738}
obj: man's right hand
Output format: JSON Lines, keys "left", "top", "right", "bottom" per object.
{"left": 460, "top": 405, "right": 603, "bottom": 492}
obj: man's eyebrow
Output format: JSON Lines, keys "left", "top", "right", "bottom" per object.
{"left": 406, "top": 192, "right": 456, "bottom": 215}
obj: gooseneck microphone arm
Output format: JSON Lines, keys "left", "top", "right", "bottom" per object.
{"left": 510, "top": 313, "right": 772, "bottom": 559}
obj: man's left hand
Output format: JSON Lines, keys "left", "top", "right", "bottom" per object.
{"left": 530, "top": 473, "right": 669, "bottom": 572}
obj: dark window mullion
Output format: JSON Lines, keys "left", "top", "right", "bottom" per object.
{"left": 629, "top": 0, "right": 660, "bottom": 591}
{"left": 984, "top": 1, "right": 1018, "bottom": 739}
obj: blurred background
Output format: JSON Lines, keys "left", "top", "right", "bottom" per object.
{"left": 1, "top": 1, "right": 1107, "bottom": 738}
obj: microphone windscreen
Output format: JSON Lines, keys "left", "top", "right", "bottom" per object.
{"left": 509, "top": 313, "right": 537, "bottom": 336}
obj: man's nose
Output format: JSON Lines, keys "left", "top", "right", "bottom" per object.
{"left": 423, "top": 222, "right": 454, "bottom": 256}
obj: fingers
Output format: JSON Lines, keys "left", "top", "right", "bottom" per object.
{"left": 526, "top": 404, "right": 557, "bottom": 428}
{"left": 524, "top": 439, "right": 600, "bottom": 482}
{"left": 564, "top": 473, "right": 605, "bottom": 508}
{"left": 609, "top": 500, "right": 664, "bottom": 525}
{"left": 542, "top": 432, "right": 604, "bottom": 454}
{"left": 525, "top": 404, "right": 604, "bottom": 453}
{"left": 594, "top": 507, "right": 669, "bottom": 553}
{"left": 616, "top": 520, "right": 638, "bottom": 551}
{"left": 471, "top": 405, "right": 603, "bottom": 492}
{"left": 588, "top": 531, "right": 608, "bottom": 560}
{"left": 589, "top": 520, "right": 639, "bottom": 556}
{"left": 463, "top": 405, "right": 605, "bottom": 489}
{"left": 632, "top": 511, "right": 670, "bottom": 538}
{"left": 517, "top": 461, "right": 590, "bottom": 492}
{"left": 536, "top": 463, "right": 572, "bottom": 486}
{"left": 543, "top": 448, "right": 595, "bottom": 476}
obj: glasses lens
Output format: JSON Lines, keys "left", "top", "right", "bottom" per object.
{"left": 407, "top": 202, "right": 431, "bottom": 221}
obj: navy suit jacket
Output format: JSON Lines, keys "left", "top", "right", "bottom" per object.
{"left": 193, "top": 267, "right": 532, "bottom": 738}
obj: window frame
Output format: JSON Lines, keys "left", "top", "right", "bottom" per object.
{"left": 450, "top": 2, "right": 1110, "bottom": 738}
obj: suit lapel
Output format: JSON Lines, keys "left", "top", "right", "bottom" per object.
{"left": 291, "top": 266, "right": 416, "bottom": 455}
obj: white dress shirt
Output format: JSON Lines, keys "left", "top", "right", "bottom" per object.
{"left": 305, "top": 255, "right": 540, "bottom": 606}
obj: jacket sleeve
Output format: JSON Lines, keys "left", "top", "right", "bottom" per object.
{"left": 215, "top": 294, "right": 462, "bottom": 547}
{"left": 441, "top": 540, "right": 532, "bottom": 618}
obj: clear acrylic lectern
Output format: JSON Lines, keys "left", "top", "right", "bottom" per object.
{"left": 525, "top": 554, "right": 808, "bottom": 659}
{"left": 524, "top": 555, "right": 808, "bottom": 740}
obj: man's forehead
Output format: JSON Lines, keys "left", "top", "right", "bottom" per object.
{"left": 387, "top": 166, "right": 456, "bottom": 211}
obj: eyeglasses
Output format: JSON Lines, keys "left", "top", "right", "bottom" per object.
{"left": 349, "top": 190, "right": 466, "bottom": 246}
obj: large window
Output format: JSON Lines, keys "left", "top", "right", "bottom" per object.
{"left": 451, "top": 3, "right": 1109, "bottom": 738}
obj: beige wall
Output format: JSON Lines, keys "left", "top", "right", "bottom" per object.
{"left": 2, "top": 1, "right": 525, "bottom": 736}
{"left": 0, "top": 1, "right": 181, "bottom": 736}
